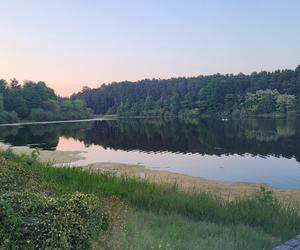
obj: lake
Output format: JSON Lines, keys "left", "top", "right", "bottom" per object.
{"left": 1, "top": 118, "right": 300, "bottom": 189}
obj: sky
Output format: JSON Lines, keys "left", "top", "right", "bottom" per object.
{"left": 0, "top": 0, "right": 299, "bottom": 96}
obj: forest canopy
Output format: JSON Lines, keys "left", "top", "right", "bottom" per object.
{"left": 2, "top": 65, "right": 300, "bottom": 124}
{"left": 73, "top": 65, "right": 300, "bottom": 118}
{"left": 0, "top": 79, "right": 93, "bottom": 124}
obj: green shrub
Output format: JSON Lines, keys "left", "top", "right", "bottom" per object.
{"left": 0, "top": 192, "right": 109, "bottom": 249}
{"left": 0, "top": 152, "right": 43, "bottom": 195}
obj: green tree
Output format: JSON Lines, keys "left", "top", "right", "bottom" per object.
{"left": 144, "top": 96, "right": 154, "bottom": 110}
{"left": 73, "top": 99, "right": 86, "bottom": 111}
{"left": 170, "top": 95, "right": 181, "bottom": 115}
{"left": 0, "top": 79, "right": 7, "bottom": 92}
{"left": 10, "top": 78, "right": 21, "bottom": 88}
{"left": 43, "top": 100, "right": 60, "bottom": 112}
{"left": 276, "top": 94, "right": 296, "bottom": 113}
{"left": 0, "top": 94, "right": 4, "bottom": 111}
{"left": 61, "top": 100, "right": 74, "bottom": 112}
{"left": 4, "top": 89, "right": 28, "bottom": 118}
{"left": 224, "top": 94, "right": 237, "bottom": 114}
{"left": 198, "top": 80, "right": 226, "bottom": 114}
{"left": 23, "top": 81, "right": 56, "bottom": 110}
{"left": 244, "top": 89, "right": 279, "bottom": 114}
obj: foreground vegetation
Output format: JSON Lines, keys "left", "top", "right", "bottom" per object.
{"left": 1, "top": 150, "right": 300, "bottom": 249}
{"left": 73, "top": 65, "right": 300, "bottom": 118}
{"left": 0, "top": 79, "right": 93, "bottom": 124}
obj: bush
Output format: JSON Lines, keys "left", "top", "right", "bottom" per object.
{"left": 0, "top": 192, "right": 109, "bottom": 249}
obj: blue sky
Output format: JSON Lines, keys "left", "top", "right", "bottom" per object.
{"left": 0, "top": 0, "right": 299, "bottom": 96}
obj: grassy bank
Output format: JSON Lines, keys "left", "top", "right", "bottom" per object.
{"left": 1, "top": 150, "right": 299, "bottom": 249}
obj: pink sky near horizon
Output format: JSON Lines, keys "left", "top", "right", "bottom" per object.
{"left": 1, "top": 0, "right": 299, "bottom": 97}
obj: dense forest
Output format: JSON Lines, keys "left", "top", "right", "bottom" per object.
{"left": 2, "top": 65, "right": 300, "bottom": 123}
{"left": 73, "top": 65, "right": 300, "bottom": 117}
{"left": 0, "top": 79, "right": 93, "bottom": 124}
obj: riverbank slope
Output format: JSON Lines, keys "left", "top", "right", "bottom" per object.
{"left": 1, "top": 150, "right": 300, "bottom": 249}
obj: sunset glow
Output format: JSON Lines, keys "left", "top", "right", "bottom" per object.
{"left": 1, "top": 0, "right": 300, "bottom": 96}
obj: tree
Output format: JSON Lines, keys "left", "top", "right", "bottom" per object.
{"left": 3, "top": 89, "right": 28, "bottom": 118}
{"left": 61, "top": 100, "right": 74, "bottom": 112}
{"left": 10, "top": 78, "right": 21, "bottom": 88}
{"left": 295, "top": 64, "right": 300, "bottom": 74}
{"left": 0, "top": 79, "right": 7, "bottom": 92}
{"left": 244, "top": 92, "right": 259, "bottom": 114}
{"left": 0, "top": 78, "right": 93, "bottom": 123}
{"left": 23, "top": 81, "right": 56, "bottom": 109}
{"left": 170, "top": 95, "right": 181, "bottom": 115}
{"left": 73, "top": 99, "right": 86, "bottom": 111}
{"left": 244, "top": 89, "right": 279, "bottom": 114}
{"left": 198, "top": 80, "right": 226, "bottom": 114}
{"left": 0, "top": 94, "right": 4, "bottom": 111}
{"left": 224, "top": 94, "right": 237, "bottom": 114}
{"left": 43, "top": 99, "right": 60, "bottom": 112}
{"left": 144, "top": 96, "right": 154, "bottom": 110}
{"left": 276, "top": 94, "right": 296, "bottom": 113}
{"left": 256, "top": 89, "right": 278, "bottom": 113}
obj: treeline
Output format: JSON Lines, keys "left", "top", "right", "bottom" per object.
{"left": 73, "top": 65, "right": 300, "bottom": 117}
{"left": 0, "top": 79, "right": 93, "bottom": 124}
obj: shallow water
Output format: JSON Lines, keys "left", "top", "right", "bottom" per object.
{"left": 1, "top": 118, "right": 300, "bottom": 189}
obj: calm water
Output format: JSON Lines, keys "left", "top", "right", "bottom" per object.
{"left": 1, "top": 118, "right": 300, "bottom": 189}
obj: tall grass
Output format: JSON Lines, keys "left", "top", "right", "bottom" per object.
{"left": 109, "top": 209, "right": 279, "bottom": 250}
{"left": 43, "top": 167, "right": 300, "bottom": 240}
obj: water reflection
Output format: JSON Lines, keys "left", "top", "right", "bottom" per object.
{"left": 82, "top": 118, "right": 300, "bottom": 161}
{"left": 1, "top": 118, "right": 300, "bottom": 188}
{"left": 1, "top": 118, "right": 300, "bottom": 160}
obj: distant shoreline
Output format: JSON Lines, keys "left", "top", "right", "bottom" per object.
{"left": 0, "top": 115, "right": 117, "bottom": 127}
{"left": 1, "top": 113, "right": 298, "bottom": 127}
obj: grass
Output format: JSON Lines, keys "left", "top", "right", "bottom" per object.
{"left": 104, "top": 209, "right": 279, "bottom": 250}
{"left": 1, "top": 149, "right": 299, "bottom": 249}
{"left": 40, "top": 164, "right": 300, "bottom": 240}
